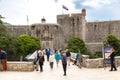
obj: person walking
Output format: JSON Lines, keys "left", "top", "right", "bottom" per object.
{"left": 73, "top": 52, "right": 79, "bottom": 65}
{"left": 77, "top": 53, "right": 83, "bottom": 68}
{"left": 109, "top": 47, "right": 117, "bottom": 71}
{"left": 0, "top": 49, "right": 7, "bottom": 71}
{"left": 54, "top": 50, "right": 61, "bottom": 67}
{"left": 49, "top": 53, "right": 54, "bottom": 69}
{"left": 33, "top": 50, "right": 40, "bottom": 71}
{"left": 38, "top": 51, "right": 45, "bottom": 72}
{"left": 46, "top": 48, "right": 51, "bottom": 61}
{"left": 61, "top": 51, "right": 67, "bottom": 76}
{"left": 66, "top": 49, "right": 71, "bottom": 66}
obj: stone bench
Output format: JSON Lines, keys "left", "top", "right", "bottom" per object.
{"left": 7, "top": 61, "right": 34, "bottom": 71}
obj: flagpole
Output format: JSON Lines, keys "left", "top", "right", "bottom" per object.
{"left": 26, "top": 15, "right": 29, "bottom": 25}
{"left": 62, "top": 5, "right": 64, "bottom": 14}
{"left": 26, "top": 15, "right": 29, "bottom": 34}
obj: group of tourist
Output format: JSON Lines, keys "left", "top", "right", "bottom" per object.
{"left": 33, "top": 47, "right": 118, "bottom": 76}
{"left": 34, "top": 48, "right": 73, "bottom": 76}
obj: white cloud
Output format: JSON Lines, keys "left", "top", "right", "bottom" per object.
{"left": 82, "top": 0, "right": 111, "bottom": 9}
{"left": 26, "top": 0, "right": 58, "bottom": 24}
{"left": 0, "top": 0, "right": 59, "bottom": 25}
{"left": 81, "top": 0, "right": 120, "bottom": 21}
{"left": 0, "top": 0, "right": 120, "bottom": 25}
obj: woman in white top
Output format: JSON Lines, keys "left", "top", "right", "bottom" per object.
{"left": 49, "top": 53, "right": 55, "bottom": 69}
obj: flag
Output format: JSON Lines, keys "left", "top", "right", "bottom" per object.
{"left": 62, "top": 5, "right": 69, "bottom": 10}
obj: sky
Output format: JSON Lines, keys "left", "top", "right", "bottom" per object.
{"left": 0, "top": 0, "right": 120, "bottom": 25}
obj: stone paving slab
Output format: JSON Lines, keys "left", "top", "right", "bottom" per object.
{"left": 0, "top": 60, "right": 120, "bottom": 80}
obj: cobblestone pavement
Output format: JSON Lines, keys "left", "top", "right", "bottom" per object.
{"left": 0, "top": 59, "right": 120, "bottom": 80}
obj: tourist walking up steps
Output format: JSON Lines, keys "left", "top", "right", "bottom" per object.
{"left": 61, "top": 51, "right": 67, "bottom": 76}
{"left": 38, "top": 51, "right": 45, "bottom": 72}
{"left": 109, "top": 47, "right": 117, "bottom": 71}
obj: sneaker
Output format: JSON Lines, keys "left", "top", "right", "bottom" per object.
{"left": 63, "top": 74, "right": 66, "bottom": 76}
{"left": 114, "top": 69, "right": 117, "bottom": 71}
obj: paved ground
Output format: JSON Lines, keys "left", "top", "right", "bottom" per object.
{"left": 0, "top": 59, "right": 120, "bottom": 80}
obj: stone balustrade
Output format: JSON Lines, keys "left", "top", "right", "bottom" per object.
{"left": 71, "top": 53, "right": 120, "bottom": 68}
{"left": 85, "top": 57, "right": 120, "bottom": 68}
{"left": 7, "top": 61, "right": 34, "bottom": 71}
{"left": 4, "top": 55, "right": 120, "bottom": 71}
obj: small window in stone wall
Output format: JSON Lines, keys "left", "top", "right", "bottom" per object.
{"left": 60, "top": 19, "right": 62, "bottom": 25}
{"left": 55, "top": 25, "right": 58, "bottom": 29}
{"left": 36, "top": 29, "right": 40, "bottom": 37}
{"left": 94, "top": 24, "right": 97, "bottom": 30}
{"left": 45, "top": 25, "right": 49, "bottom": 29}
{"left": 77, "top": 17, "right": 79, "bottom": 26}
{"left": 72, "top": 18, "right": 75, "bottom": 27}
{"left": 31, "top": 25, "right": 35, "bottom": 30}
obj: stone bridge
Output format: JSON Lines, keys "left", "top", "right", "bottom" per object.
{"left": 1, "top": 55, "right": 120, "bottom": 80}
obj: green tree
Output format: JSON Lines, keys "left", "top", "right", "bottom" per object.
{"left": 0, "top": 19, "right": 7, "bottom": 36}
{"left": 18, "top": 34, "right": 40, "bottom": 57}
{"left": 66, "top": 36, "right": 87, "bottom": 54}
{"left": 103, "top": 34, "right": 120, "bottom": 55}
{"left": 0, "top": 35, "right": 21, "bottom": 60}
{"left": 0, "top": 18, "right": 20, "bottom": 60}
{"left": 0, "top": 35, "right": 19, "bottom": 52}
{"left": 0, "top": 18, "right": 9, "bottom": 49}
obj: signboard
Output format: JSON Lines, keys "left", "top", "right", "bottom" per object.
{"left": 103, "top": 46, "right": 111, "bottom": 63}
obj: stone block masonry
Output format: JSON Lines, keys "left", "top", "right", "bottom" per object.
{"left": 7, "top": 61, "right": 34, "bottom": 71}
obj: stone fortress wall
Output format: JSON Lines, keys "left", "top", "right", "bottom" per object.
{"left": 7, "top": 9, "right": 120, "bottom": 53}
{"left": 85, "top": 21, "right": 120, "bottom": 52}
